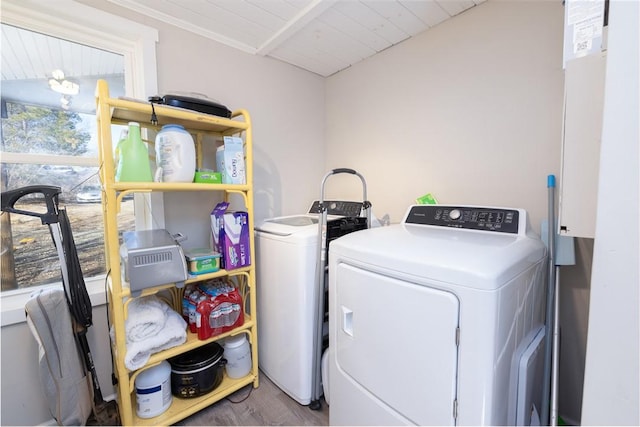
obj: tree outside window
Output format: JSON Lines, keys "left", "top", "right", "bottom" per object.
{"left": 0, "top": 23, "right": 131, "bottom": 291}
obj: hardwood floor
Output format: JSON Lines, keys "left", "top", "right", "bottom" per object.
{"left": 176, "top": 371, "right": 329, "bottom": 426}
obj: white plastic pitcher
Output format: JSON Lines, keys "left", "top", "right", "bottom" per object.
{"left": 155, "top": 124, "right": 196, "bottom": 182}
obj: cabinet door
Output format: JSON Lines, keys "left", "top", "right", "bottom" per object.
{"left": 559, "top": 52, "right": 607, "bottom": 238}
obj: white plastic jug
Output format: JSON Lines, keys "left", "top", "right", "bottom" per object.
{"left": 155, "top": 124, "right": 196, "bottom": 182}
{"left": 223, "top": 334, "right": 251, "bottom": 379}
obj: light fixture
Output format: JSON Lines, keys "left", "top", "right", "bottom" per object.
{"left": 48, "top": 69, "right": 79, "bottom": 96}
{"left": 60, "top": 95, "right": 71, "bottom": 110}
{"left": 52, "top": 69, "right": 65, "bottom": 80}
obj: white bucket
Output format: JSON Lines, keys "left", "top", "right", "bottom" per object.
{"left": 223, "top": 334, "right": 252, "bottom": 378}
{"left": 135, "top": 360, "right": 172, "bottom": 418}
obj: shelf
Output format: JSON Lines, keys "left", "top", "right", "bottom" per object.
{"left": 131, "top": 373, "right": 257, "bottom": 426}
{"left": 134, "top": 316, "right": 255, "bottom": 372}
{"left": 112, "top": 266, "right": 253, "bottom": 299}
{"left": 111, "top": 181, "right": 251, "bottom": 192}
{"left": 96, "top": 79, "right": 258, "bottom": 426}
{"left": 95, "top": 81, "right": 249, "bottom": 135}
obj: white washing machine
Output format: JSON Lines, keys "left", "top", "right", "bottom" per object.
{"left": 329, "top": 205, "right": 548, "bottom": 426}
{"left": 255, "top": 201, "right": 365, "bottom": 405}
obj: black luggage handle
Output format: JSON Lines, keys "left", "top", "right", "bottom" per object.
{"left": 331, "top": 168, "right": 356, "bottom": 175}
{"left": 1, "top": 185, "right": 61, "bottom": 225}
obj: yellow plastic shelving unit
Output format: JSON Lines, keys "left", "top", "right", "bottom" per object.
{"left": 95, "top": 80, "right": 259, "bottom": 426}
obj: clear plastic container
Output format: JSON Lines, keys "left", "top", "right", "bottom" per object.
{"left": 223, "top": 334, "right": 251, "bottom": 378}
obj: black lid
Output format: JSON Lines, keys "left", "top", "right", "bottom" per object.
{"left": 168, "top": 342, "right": 224, "bottom": 370}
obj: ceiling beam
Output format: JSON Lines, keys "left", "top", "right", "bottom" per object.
{"left": 256, "top": 0, "right": 338, "bottom": 56}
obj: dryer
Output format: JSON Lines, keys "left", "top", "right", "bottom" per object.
{"left": 329, "top": 205, "right": 547, "bottom": 425}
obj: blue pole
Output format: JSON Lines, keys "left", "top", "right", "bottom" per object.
{"left": 541, "top": 175, "right": 557, "bottom": 425}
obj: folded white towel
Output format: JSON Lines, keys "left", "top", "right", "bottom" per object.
{"left": 124, "top": 308, "right": 187, "bottom": 371}
{"left": 125, "top": 295, "right": 170, "bottom": 342}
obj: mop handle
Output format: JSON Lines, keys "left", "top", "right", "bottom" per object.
{"left": 0, "top": 185, "right": 61, "bottom": 225}
{"left": 541, "top": 175, "right": 557, "bottom": 426}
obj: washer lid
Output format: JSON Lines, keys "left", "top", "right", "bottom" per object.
{"left": 255, "top": 215, "right": 318, "bottom": 236}
{"left": 269, "top": 216, "right": 318, "bottom": 227}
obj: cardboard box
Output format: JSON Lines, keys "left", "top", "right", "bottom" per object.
{"left": 211, "top": 202, "right": 251, "bottom": 270}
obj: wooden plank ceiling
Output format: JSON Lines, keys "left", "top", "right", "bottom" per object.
{"left": 107, "top": 0, "right": 484, "bottom": 77}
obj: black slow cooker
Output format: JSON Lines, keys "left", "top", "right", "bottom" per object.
{"left": 168, "top": 342, "right": 226, "bottom": 398}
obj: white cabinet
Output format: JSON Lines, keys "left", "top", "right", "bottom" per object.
{"left": 559, "top": 51, "right": 607, "bottom": 238}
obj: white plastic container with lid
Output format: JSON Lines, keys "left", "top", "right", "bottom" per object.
{"left": 155, "top": 124, "right": 196, "bottom": 182}
{"left": 135, "top": 360, "right": 172, "bottom": 419}
{"left": 223, "top": 334, "right": 252, "bottom": 378}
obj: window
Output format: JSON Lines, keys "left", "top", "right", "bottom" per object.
{"left": 1, "top": 25, "right": 127, "bottom": 290}
{"left": 0, "top": 1, "right": 158, "bottom": 321}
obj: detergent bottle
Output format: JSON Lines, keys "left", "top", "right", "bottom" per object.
{"left": 114, "top": 128, "right": 127, "bottom": 174}
{"left": 115, "top": 122, "right": 153, "bottom": 182}
{"left": 154, "top": 124, "right": 196, "bottom": 183}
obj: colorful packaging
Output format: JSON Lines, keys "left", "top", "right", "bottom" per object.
{"left": 222, "top": 136, "right": 245, "bottom": 184}
{"left": 182, "top": 284, "right": 207, "bottom": 333}
{"left": 211, "top": 202, "right": 251, "bottom": 270}
{"left": 185, "top": 248, "right": 221, "bottom": 275}
{"left": 195, "top": 287, "right": 244, "bottom": 340}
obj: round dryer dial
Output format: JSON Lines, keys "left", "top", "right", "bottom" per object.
{"left": 449, "top": 209, "right": 462, "bottom": 220}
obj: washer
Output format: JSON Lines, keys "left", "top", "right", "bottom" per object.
{"left": 329, "top": 205, "right": 547, "bottom": 426}
{"left": 255, "top": 201, "right": 364, "bottom": 405}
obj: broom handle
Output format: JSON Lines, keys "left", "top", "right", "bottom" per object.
{"left": 551, "top": 267, "right": 561, "bottom": 426}
{"left": 541, "top": 175, "right": 557, "bottom": 425}
{"left": 75, "top": 327, "right": 106, "bottom": 405}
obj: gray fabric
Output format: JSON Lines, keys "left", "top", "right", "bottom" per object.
{"left": 25, "top": 288, "right": 92, "bottom": 426}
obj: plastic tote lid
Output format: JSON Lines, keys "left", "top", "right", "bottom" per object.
{"left": 224, "top": 334, "right": 248, "bottom": 349}
{"left": 185, "top": 248, "right": 220, "bottom": 261}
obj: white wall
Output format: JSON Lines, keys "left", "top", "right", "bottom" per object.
{"left": 581, "top": 0, "right": 640, "bottom": 424}
{"left": 325, "top": 1, "right": 564, "bottom": 230}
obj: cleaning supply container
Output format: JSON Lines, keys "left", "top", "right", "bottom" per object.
{"left": 115, "top": 122, "right": 153, "bottom": 182}
{"left": 134, "top": 360, "right": 172, "bottom": 419}
{"left": 155, "top": 124, "right": 196, "bottom": 182}
{"left": 223, "top": 334, "right": 251, "bottom": 378}
{"left": 185, "top": 248, "right": 221, "bottom": 275}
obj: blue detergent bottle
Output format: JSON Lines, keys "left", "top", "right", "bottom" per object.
{"left": 115, "top": 122, "right": 153, "bottom": 182}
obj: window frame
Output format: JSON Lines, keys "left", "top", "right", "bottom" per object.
{"left": 1, "top": 0, "right": 159, "bottom": 326}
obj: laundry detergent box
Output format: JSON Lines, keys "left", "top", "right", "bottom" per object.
{"left": 222, "top": 136, "right": 246, "bottom": 184}
{"left": 211, "top": 201, "right": 251, "bottom": 270}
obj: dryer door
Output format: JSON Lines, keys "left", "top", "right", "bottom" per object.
{"left": 332, "top": 262, "right": 459, "bottom": 425}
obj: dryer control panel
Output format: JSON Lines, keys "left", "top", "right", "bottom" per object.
{"left": 404, "top": 205, "right": 520, "bottom": 234}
